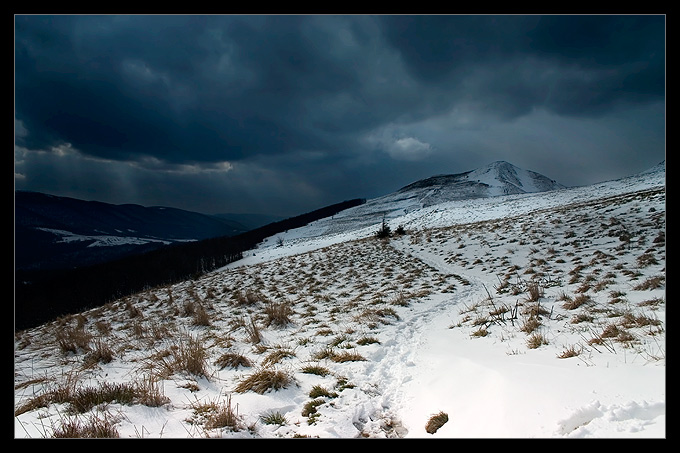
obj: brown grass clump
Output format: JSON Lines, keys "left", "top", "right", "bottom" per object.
{"left": 204, "top": 394, "right": 243, "bottom": 431}
{"left": 15, "top": 377, "right": 169, "bottom": 418}
{"left": 471, "top": 327, "right": 488, "bottom": 337}
{"left": 520, "top": 316, "right": 541, "bottom": 334}
{"left": 300, "top": 364, "right": 331, "bottom": 376}
{"left": 188, "top": 394, "right": 243, "bottom": 431}
{"left": 562, "top": 294, "right": 590, "bottom": 310}
{"left": 557, "top": 344, "right": 583, "bottom": 359}
{"left": 157, "top": 334, "right": 209, "bottom": 378}
{"left": 264, "top": 301, "right": 294, "bottom": 327}
{"left": 526, "top": 332, "right": 548, "bottom": 349}
{"left": 261, "top": 347, "right": 296, "bottom": 367}
{"left": 56, "top": 326, "right": 92, "bottom": 354}
{"left": 524, "top": 283, "right": 544, "bottom": 302}
{"left": 234, "top": 368, "right": 294, "bottom": 394}
{"left": 633, "top": 276, "right": 665, "bottom": 290}
{"left": 330, "top": 350, "right": 366, "bottom": 363}
{"left": 214, "top": 352, "right": 252, "bottom": 370}
{"left": 51, "top": 413, "right": 120, "bottom": 438}
{"left": 425, "top": 411, "right": 449, "bottom": 434}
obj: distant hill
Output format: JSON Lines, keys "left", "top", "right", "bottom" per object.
{"left": 15, "top": 191, "right": 250, "bottom": 271}
{"left": 212, "top": 212, "right": 285, "bottom": 231}
{"left": 15, "top": 197, "right": 365, "bottom": 330}
{"left": 298, "top": 161, "right": 567, "bottom": 238}
{"left": 397, "top": 160, "right": 567, "bottom": 206}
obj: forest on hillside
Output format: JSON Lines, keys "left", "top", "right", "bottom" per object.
{"left": 15, "top": 199, "right": 365, "bottom": 330}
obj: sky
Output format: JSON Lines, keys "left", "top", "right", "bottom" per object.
{"left": 14, "top": 14, "right": 666, "bottom": 217}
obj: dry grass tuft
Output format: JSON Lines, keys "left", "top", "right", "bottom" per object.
{"left": 234, "top": 368, "right": 295, "bottom": 394}
{"left": 329, "top": 350, "right": 366, "bottom": 363}
{"left": 264, "top": 301, "right": 294, "bottom": 327}
{"left": 215, "top": 352, "right": 252, "bottom": 370}
{"left": 51, "top": 413, "right": 120, "bottom": 438}
{"left": 300, "top": 364, "right": 331, "bottom": 376}
{"left": 562, "top": 293, "right": 590, "bottom": 310}
{"left": 425, "top": 411, "right": 449, "bottom": 434}
{"left": 526, "top": 332, "right": 548, "bottom": 349}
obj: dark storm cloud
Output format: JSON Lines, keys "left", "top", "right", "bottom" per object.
{"left": 379, "top": 15, "right": 665, "bottom": 117}
{"left": 15, "top": 15, "right": 388, "bottom": 165}
{"left": 15, "top": 15, "right": 330, "bottom": 163}
{"left": 14, "top": 14, "right": 665, "bottom": 215}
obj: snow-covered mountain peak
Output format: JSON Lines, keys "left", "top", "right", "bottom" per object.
{"left": 399, "top": 160, "right": 566, "bottom": 202}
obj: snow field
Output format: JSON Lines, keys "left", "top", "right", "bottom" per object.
{"left": 15, "top": 171, "right": 665, "bottom": 438}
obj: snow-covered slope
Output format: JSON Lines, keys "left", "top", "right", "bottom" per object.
{"left": 14, "top": 162, "right": 665, "bottom": 438}
{"left": 242, "top": 161, "right": 663, "bottom": 265}
{"left": 242, "top": 161, "right": 565, "bottom": 253}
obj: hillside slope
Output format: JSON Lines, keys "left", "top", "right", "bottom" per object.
{"left": 258, "top": 161, "right": 566, "bottom": 243}
{"left": 14, "top": 163, "right": 664, "bottom": 438}
{"left": 15, "top": 191, "right": 249, "bottom": 271}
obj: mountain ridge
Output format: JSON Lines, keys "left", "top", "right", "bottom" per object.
{"left": 14, "top": 191, "right": 250, "bottom": 271}
{"left": 289, "top": 161, "right": 567, "bottom": 239}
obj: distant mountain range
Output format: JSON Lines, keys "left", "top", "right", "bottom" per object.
{"left": 13, "top": 161, "right": 564, "bottom": 272}
{"left": 14, "top": 191, "right": 255, "bottom": 271}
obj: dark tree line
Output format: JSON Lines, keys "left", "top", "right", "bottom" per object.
{"left": 15, "top": 199, "right": 365, "bottom": 330}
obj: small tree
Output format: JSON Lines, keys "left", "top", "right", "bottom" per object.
{"left": 375, "top": 218, "right": 391, "bottom": 239}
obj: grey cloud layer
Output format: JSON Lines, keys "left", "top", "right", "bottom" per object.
{"left": 16, "top": 15, "right": 664, "bottom": 164}
{"left": 14, "top": 15, "right": 665, "bottom": 215}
